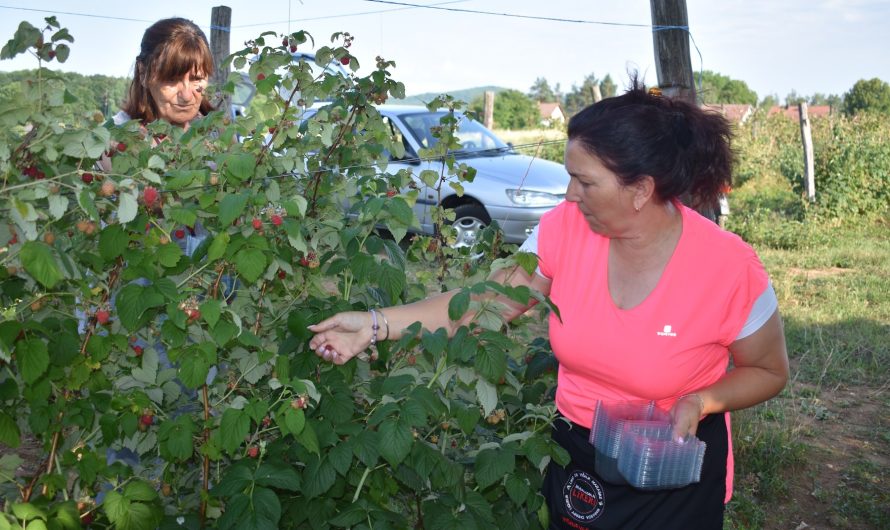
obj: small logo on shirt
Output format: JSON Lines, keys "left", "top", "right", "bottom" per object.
{"left": 657, "top": 324, "right": 677, "bottom": 337}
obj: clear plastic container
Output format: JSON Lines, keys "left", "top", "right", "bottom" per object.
{"left": 588, "top": 400, "right": 706, "bottom": 489}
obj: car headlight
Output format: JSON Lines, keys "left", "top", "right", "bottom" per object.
{"left": 505, "top": 189, "right": 563, "bottom": 206}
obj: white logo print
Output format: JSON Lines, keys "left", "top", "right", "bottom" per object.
{"left": 657, "top": 324, "right": 677, "bottom": 337}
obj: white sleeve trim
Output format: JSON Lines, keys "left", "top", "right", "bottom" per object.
{"left": 736, "top": 282, "right": 778, "bottom": 340}
{"left": 518, "top": 224, "right": 550, "bottom": 279}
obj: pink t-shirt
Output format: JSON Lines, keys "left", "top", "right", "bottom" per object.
{"left": 537, "top": 201, "right": 769, "bottom": 501}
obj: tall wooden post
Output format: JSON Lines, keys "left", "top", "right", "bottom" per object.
{"left": 483, "top": 91, "right": 495, "bottom": 129}
{"left": 799, "top": 103, "right": 816, "bottom": 201}
{"left": 210, "top": 6, "right": 232, "bottom": 113}
{"left": 650, "top": 0, "right": 696, "bottom": 104}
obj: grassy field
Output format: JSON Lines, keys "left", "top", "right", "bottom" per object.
{"left": 723, "top": 179, "right": 889, "bottom": 530}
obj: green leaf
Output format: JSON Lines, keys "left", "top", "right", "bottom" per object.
{"left": 10, "top": 502, "right": 45, "bottom": 522}
{"left": 301, "top": 457, "right": 336, "bottom": 498}
{"left": 156, "top": 243, "right": 183, "bottom": 268}
{"left": 378, "top": 419, "right": 412, "bottom": 467}
{"left": 421, "top": 328, "right": 448, "bottom": 356}
{"left": 376, "top": 263, "right": 405, "bottom": 303}
{"left": 225, "top": 154, "right": 257, "bottom": 182}
{"left": 218, "top": 193, "right": 249, "bottom": 227}
{"left": 210, "top": 463, "right": 253, "bottom": 497}
{"left": 16, "top": 339, "right": 49, "bottom": 384}
{"left": 514, "top": 251, "right": 539, "bottom": 276}
{"left": 327, "top": 440, "right": 353, "bottom": 476}
{"left": 178, "top": 353, "right": 210, "bottom": 388}
{"left": 102, "top": 491, "right": 128, "bottom": 526}
{"left": 77, "top": 189, "right": 99, "bottom": 221}
{"left": 475, "top": 341, "right": 507, "bottom": 382}
{"left": 474, "top": 447, "right": 514, "bottom": 489}
{"left": 98, "top": 224, "right": 127, "bottom": 261}
{"left": 505, "top": 475, "right": 530, "bottom": 505}
{"left": 352, "top": 430, "right": 379, "bottom": 467}
{"left": 255, "top": 462, "right": 301, "bottom": 491}
{"left": 199, "top": 299, "right": 222, "bottom": 328}
{"left": 47, "top": 193, "right": 68, "bottom": 220}
{"left": 448, "top": 289, "right": 470, "bottom": 321}
{"left": 117, "top": 191, "right": 139, "bottom": 224}
{"left": 207, "top": 232, "right": 230, "bottom": 262}
{"left": 0, "top": 412, "right": 20, "bottom": 448}
{"left": 234, "top": 246, "right": 266, "bottom": 283}
{"left": 295, "top": 421, "right": 319, "bottom": 454}
{"left": 220, "top": 408, "right": 250, "bottom": 455}
{"left": 1, "top": 22, "right": 41, "bottom": 60}
{"left": 125, "top": 480, "right": 159, "bottom": 502}
{"left": 20, "top": 242, "right": 63, "bottom": 289}
{"left": 251, "top": 486, "right": 282, "bottom": 524}
{"left": 159, "top": 415, "right": 195, "bottom": 461}
{"left": 283, "top": 407, "right": 305, "bottom": 436}
{"left": 475, "top": 378, "right": 497, "bottom": 417}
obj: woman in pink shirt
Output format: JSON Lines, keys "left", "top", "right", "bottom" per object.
{"left": 309, "top": 78, "right": 789, "bottom": 529}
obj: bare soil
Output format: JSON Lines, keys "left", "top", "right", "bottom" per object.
{"left": 760, "top": 380, "right": 889, "bottom": 530}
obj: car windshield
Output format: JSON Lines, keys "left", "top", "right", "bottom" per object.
{"left": 399, "top": 112, "right": 511, "bottom": 156}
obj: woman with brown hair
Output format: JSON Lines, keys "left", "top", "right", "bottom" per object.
{"left": 116, "top": 17, "right": 215, "bottom": 129}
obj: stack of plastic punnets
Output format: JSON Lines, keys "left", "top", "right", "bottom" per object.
{"left": 588, "top": 400, "right": 706, "bottom": 490}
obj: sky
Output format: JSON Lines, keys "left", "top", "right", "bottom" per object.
{"left": 1, "top": 0, "right": 888, "bottom": 104}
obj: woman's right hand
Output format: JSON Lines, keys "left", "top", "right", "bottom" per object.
{"left": 307, "top": 311, "right": 374, "bottom": 365}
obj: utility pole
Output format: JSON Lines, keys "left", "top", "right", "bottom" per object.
{"left": 210, "top": 6, "right": 232, "bottom": 113}
{"left": 650, "top": 0, "right": 696, "bottom": 105}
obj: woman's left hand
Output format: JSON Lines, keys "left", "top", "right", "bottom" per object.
{"left": 670, "top": 394, "right": 705, "bottom": 442}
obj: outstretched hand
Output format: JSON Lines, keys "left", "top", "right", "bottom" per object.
{"left": 308, "top": 311, "right": 373, "bottom": 365}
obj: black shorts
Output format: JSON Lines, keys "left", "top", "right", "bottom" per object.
{"left": 542, "top": 413, "right": 728, "bottom": 530}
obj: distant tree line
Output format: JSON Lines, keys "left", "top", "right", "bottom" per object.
{"left": 0, "top": 69, "right": 129, "bottom": 122}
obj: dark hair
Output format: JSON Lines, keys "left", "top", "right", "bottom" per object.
{"left": 122, "top": 18, "right": 215, "bottom": 123}
{"left": 567, "top": 76, "right": 733, "bottom": 210}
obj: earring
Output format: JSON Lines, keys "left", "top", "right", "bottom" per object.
{"left": 634, "top": 204, "right": 641, "bottom": 213}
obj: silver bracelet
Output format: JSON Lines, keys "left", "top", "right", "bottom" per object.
{"left": 378, "top": 309, "right": 390, "bottom": 341}
{"left": 369, "top": 309, "right": 379, "bottom": 347}
{"left": 678, "top": 393, "right": 705, "bottom": 416}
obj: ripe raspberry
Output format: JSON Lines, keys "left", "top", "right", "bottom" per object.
{"left": 252, "top": 218, "right": 262, "bottom": 230}
{"left": 116, "top": 142, "right": 127, "bottom": 152}
{"left": 256, "top": 72, "right": 266, "bottom": 81}
{"left": 140, "top": 413, "right": 153, "bottom": 426}
{"left": 143, "top": 186, "right": 159, "bottom": 207}
{"left": 133, "top": 345, "right": 144, "bottom": 356}
{"left": 270, "top": 214, "right": 283, "bottom": 226}
{"left": 247, "top": 446, "right": 259, "bottom": 458}
{"left": 174, "top": 229, "right": 185, "bottom": 239}
{"left": 340, "top": 56, "right": 350, "bottom": 65}
{"left": 96, "top": 310, "right": 110, "bottom": 325}
{"left": 278, "top": 270, "right": 286, "bottom": 279}
{"left": 82, "top": 172, "right": 94, "bottom": 184}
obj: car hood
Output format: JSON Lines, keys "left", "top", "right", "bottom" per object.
{"left": 452, "top": 153, "right": 569, "bottom": 205}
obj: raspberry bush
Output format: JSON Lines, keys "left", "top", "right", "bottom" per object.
{"left": 0, "top": 18, "right": 563, "bottom": 530}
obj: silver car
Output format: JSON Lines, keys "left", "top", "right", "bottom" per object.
{"left": 377, "top": 105, "right": 569, "bottom": 246}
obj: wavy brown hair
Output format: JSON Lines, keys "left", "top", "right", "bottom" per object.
{"left": 122, "top": 18, "right": 215, "bottom": 123}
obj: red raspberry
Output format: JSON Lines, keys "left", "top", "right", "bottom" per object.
{"left": 278, "top": 270, "right": 286, "bottom": 279}
{"left": 270, "top": 214, "right": 283, "bottom": 226}
{"left": 143, "top": 186, "right": 159, "bottom": 207}
{"left": 386, "top": 189, "right": 396, "bottom": 197}
{"left": 174, "top": 229, "right": 185, "bottom": 239}
{"left": 140, "top": 413, "right": 153, "bottom": 426}
{"left": 96, "top": 310, "right": 110, "bottom": 325}
{"left": 252, "top": 218, "right": 262, "bottom": 230}
{"left": 133, "top": 345, "right": 143, "bottom": 356}
{"left": 82, "top": 172, "right": 94, "bottom": 184}
{"left": 340, "top": 56, "right": 350, "bottom": 65}
{"left": 256, "top": 73, "right": 266, "bottom": 81}
{"left": 247, "top": 446, "right": 259, "bottom": 458}
{"left": 116, "top": 142, "right": 127, "bottom": 152}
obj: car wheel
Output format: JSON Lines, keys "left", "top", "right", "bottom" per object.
{"left": 450, "top": 204, "right": 491, "bottom": 250}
